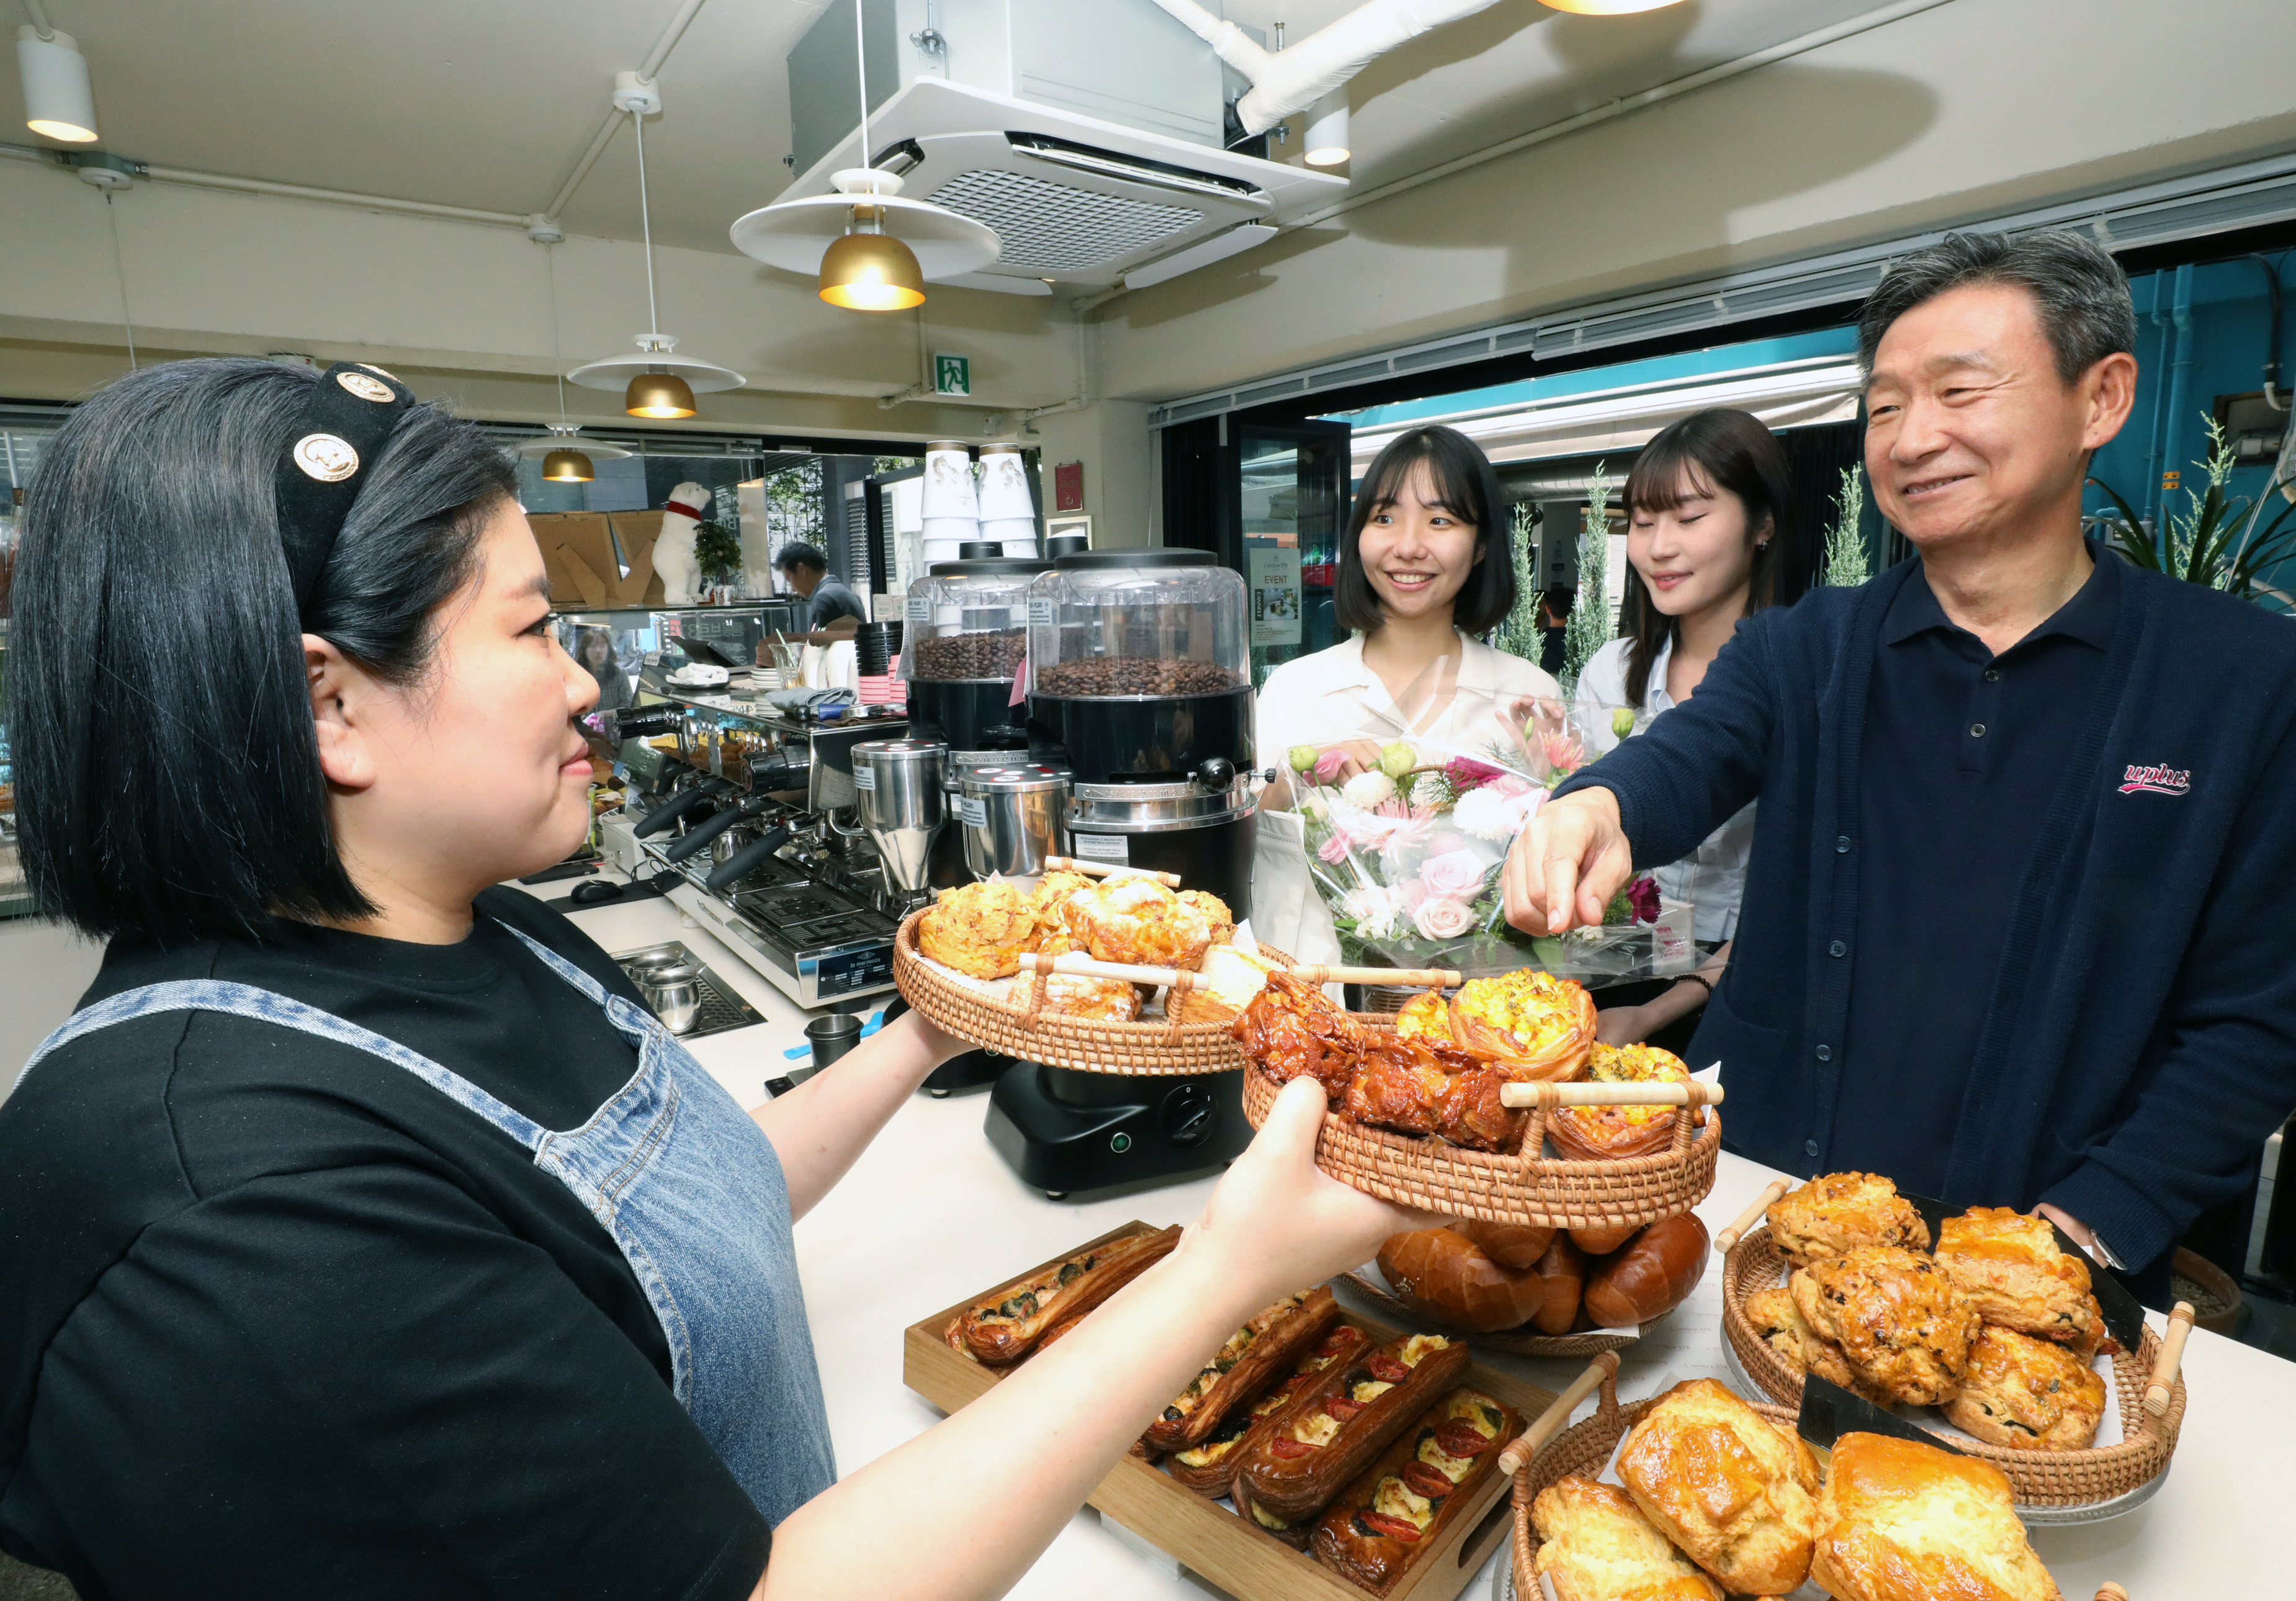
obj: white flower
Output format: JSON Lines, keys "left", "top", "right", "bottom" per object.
{"left": 1340, "top": 771, "right": 1396, "bottom": 809}
{"left": 1298, "top": 794, "right": 1328, "bottom": 823}
{"left": 1342, "top": 887, "right": 1402, "bottom": 941}
{"left": 1453, "top": 786, "right": 1515, "bottom": 841}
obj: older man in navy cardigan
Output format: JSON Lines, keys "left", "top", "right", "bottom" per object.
{"left": 1505, "top": 230, "right": 2296, "bottom": 1303}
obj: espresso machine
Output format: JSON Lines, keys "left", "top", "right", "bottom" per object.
{"left": 955, "top": 547, "right": 1262, "bottom": 1197}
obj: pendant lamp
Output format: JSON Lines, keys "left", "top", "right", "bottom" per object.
{"left": 727, "top": 0, "right": 997, "bottom": 307}
{"left": 570, "top": 102, "right": 744, "bottom": 415}
{"left": 518, "top": 244, "right": 632, "bottom": 482}
{"left": 16, "top": 25, "right": 97, "bottom": 143}
{"left": 1541, "top": 0, "right": 1687, "bottom": 12}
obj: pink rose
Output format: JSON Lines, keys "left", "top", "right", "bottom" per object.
{"left": 1396, "top": 878, "right": 1430, "bottom": 912}
{"left": 1412, "top": 896, "right": 1477, "bottom": 940}
{"left": 1419, "top": 849, "right": 1486, "bottom": 899}
{"left": 1484, "top": 773, "right": 1535, "bottom": 799}
{"left": 1428, "top": 830, "right": 1470, "bottom": 858}
{"left": 1625, "top": 875, "right": 1662, "bottom": 924}
{"left": 1317, "top": 830, "right": 1353, "bottom": 865}
{"left": 1445, "top": 756, "right": 1505, "bottom": 792}
{"left": 1312, "top": 748, "right": 1352, "bottom": 784}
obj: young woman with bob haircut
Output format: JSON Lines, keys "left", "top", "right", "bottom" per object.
{"left": 0, "top": 358, "right": 1422, "bottom": 1601}
{"left": 1250, "top": 424, "right": 1559, "bottom": 962}
{"left": 1574, "top": 406, "right": 1808, "bottom": 1044}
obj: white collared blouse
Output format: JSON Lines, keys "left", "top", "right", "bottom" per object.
{"left": 1255, "top": 631, "right": 1562, "bottom": 776}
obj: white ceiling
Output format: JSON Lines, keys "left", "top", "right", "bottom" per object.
{"left": 2, "top": 0, "right": 1899, "bottom": 259}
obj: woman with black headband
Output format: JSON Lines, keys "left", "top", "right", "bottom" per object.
{"left": 0, "top": 360, "right": 1419, "bottom": 1600}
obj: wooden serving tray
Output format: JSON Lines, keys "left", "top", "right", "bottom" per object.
{"left": 902, "top": 1222, "right": 1558, "bottom": 1601}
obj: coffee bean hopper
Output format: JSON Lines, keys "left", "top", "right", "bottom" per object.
{"left": 968, "top": 547, "right": 1261, "bottom": 1198}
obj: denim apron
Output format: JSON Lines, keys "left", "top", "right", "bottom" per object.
{"left": 18, "top": 924, "right": 836, "bottom": 1527}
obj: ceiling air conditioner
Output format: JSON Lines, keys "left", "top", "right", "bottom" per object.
{"left": 755, "top": 0, "right": 1343, "bottom": 295}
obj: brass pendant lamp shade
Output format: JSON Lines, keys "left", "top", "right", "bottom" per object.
{"left": 624, "top": 369, "right": 699, "bottom": 419}
{"left": 819, "top": 225, "right": 926, "bottom": 312}
{"left": 542, "top": 447, "right": 595, "bottom": 482}
{"left": 1541, "top": 0, "right": 1686, "bottom": 12}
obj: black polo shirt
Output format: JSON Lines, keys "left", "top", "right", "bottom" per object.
{"left": 1826, "top": 549, "right": 2120, "bottom": 1195}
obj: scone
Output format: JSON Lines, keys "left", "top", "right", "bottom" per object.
{"left": 1616, "top": 1378, "right": 1821, "bottom": 1595}
{"left": 1179, "top": 943, "right": 1281, "bottom": 1023}
{"left": 918, "top": 880, "right": 1040, "bottom": 978}
{"left": 1745, "top": 1285, "right": 1891, "bottom": 1404}
{"left": 1935, "top": 1207, "right": 2107, "bottom": 1358}
{"left": 1789, "top": 1247, "right": 1981, "bottom": 1407}
{"left": 1767, "top": 1172, "right": 1930, "bottom": 1268}
{"left": 1178, "top": 889, "right": 1234, "bottom": 946}
{"left": 1063, "top": 876, "right": 1216, "bottom": 969}
{"left": 1011, "top": 932, "right": 1142, "bottom": 1022}
{"left": 1027, "top": 870, "right": 1093, "bottom": 937}
{"left": 1531, "top": 1475, "right": 1724, "bottom": 1601}
{"left": 1811, "top": 1432, "right": 2065, "bottom": 1601}
{"left": 1945, "top": 1326, "right": 2107, "bottom": 1451}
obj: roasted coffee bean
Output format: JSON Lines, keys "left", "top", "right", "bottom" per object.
{"left": 911, "top": 629, "right": 1026, "bottom": 682}
{"left": 1034, "top": 656, "right": 1242, "bottom": 697}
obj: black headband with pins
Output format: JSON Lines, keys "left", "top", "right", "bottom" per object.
{"left": 274, "top": 362, "right": 416, "bottom": 616}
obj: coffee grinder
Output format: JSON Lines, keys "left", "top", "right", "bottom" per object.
{"left": 975, "top": 548, "right": 1259, "bottom": 1197}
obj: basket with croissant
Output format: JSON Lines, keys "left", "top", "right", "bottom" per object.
{"left": 1231, "top": 967, "right": 1722, "bottom": 1227}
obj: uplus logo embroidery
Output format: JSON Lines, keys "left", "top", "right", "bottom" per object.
{"left": 2118, "top": 764, "right": 2191, "bottom": 796}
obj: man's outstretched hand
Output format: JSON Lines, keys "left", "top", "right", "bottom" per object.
{"left": 1502, "top": 787, "right": 1636, "bottom": 935}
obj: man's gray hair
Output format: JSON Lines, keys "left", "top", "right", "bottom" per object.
{"left": 1857, "top": 229, "right": 2137, "bottom": 385}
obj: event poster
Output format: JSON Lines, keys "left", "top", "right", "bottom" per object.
{"left": 1249, "top": 545, "right": 1303, "bottom": 647}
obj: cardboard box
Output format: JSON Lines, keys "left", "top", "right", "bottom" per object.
{"left": 531, "top": 511, "right": 668, "bottom": 608}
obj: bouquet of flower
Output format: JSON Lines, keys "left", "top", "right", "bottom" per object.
{"left": 1287, "top": 706, "right": 1688, "bottom": 980}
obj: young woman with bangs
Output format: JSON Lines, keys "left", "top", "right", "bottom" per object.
{"left": 1574, "top": 407, "right": 1808, "bottom": 1045}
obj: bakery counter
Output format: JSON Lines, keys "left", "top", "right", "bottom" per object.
{"left": 527, "top": 868, "right": 2296, "bottom": 1596}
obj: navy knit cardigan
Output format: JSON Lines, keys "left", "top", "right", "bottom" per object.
{"left": 1554, "top": 553, "right": 2296, "bottom": 1273}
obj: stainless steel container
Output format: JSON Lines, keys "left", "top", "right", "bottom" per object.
{"left": 639, "top": 961, "right": 705, "bottom": 1034}
{"left": 851, "top": 737, "right": 948, "bottom": 899}
{"left": 958, "top": 764, "right": 1072, "bottom": 880}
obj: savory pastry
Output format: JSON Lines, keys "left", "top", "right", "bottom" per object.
{"left": 1945, "top": 1325, "right": 2108, "bottom": 1451}
{"left": 1934, "top": 1206, "right": 2108, "bottom": 1358}
{"left": 1809, "top": 1432, "right": 2065, "bottom": 1601}
{"left": 1549, "top": 1043, "right": 1692, "bottom": 1162}
{"left": 1527, "top": 1234, "right": 1588, "bottom": 1335}
{"left": 1027, "top": 869, "right": 1093, "bottom": 936}
{"left": 1233, "top": 969, "right": 1366, "bottom": 1103}
{"left": 1581, "top": 1213, "right": 1709, "bottom": 1329}
{"left": 1531, "top": 1476, "right": 1726, "bottom": 1601}
{"left": 1178, "top": 888, "right": 1234, "bottom": 946}
{"left": 1392, "top": 990, "right": 1456, "bottom": 1044}
{"left": 1451, "top": 1218, "right": 1556, "bottom": 1271}
{"left": 1177, "top": 943, "right": 1283, "bottom": 1023}
{"left": 1744, "top": 1285, "right": 1886, "bottom": 1402}
{"left": 1168, "top": 1323, "right": 1368, "bottom": 1496}
{"left": 1010, "top": 931, "right": 1142, "bottom": 1021}
{"left": 1142, "top": 1288, "right": 1341, "bottom": 1452}
{"left": 1234, "top": 1332, "right": 1471, "bottom": 1519}
{"left": 1235, "top": 1486, "right": 1311, "bottom": 1549}
{"left": 1766, "top": 1172, "right": 1930, "bottom": 1268}
{"left": 1789, "top": 1246, "right": 1981, "bottom": 1407}
{"left": 1446, "top": 969, "right": 1597, "bottom": 1079}
{"left": 1378, "top": 1227, "right": 1557, "bottom": 1333}
{"left": 1310, "top": 1388, "right": 1520, "bottom": 1594}
{"left": 918, "top": 879, "right": 1041, "bottom": 979}
{"left": 1063, "top": 875, "right": 1217, "bottom": 969}
{"left": 1339, "top": 1034, "right": 1528, "bottom": 1152}
{"left": 953, "top": 1226, "right": 1180, "bottom": 1364}
{"left": 1617, "top": 1379, "right": 1822, "bottom": 1596}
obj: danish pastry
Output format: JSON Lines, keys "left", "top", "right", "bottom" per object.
{"left": 1446, "top": 969, "right": 1597, "bottom": 1080}
{"left": 1531, "top": 1476, "right": 1725, "bottom": 1601}
{"left": 1549, "top": 1042, "right": 1692, "bottom": 1161}
{"left": 1809, "top": 1432, "right": 2065, "bottom": 1601}
{"left": 1616, "top": 1378, "right": 1821, "bottom": 1595}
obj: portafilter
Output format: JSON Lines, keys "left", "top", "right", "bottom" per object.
{"left": 850, "top": 738, "right": 948, "bottom": 909}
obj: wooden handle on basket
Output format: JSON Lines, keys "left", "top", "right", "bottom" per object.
{"left": 2143, "top": 1301, "right": 2195, "bottom": 1417}
{"left": 1497, "top": 1352, "right": 1619, "bottom": 1479}
{"left": 1283, "top": 964, "right": 1463, "bottom": 989}
{"left": 1715, "top": 1179, "right": 1792, "bottom": 1254}
{"left": 1041, "top": 856, "right": 1183, "bottom": 887}
{"left": 2095, "top": 1585, "right": 2128, "bottom": 1601}
{"left": 1497, "top": 1080, "right": 1724, "bottom": 1110}
{"left": 1020, "top": 951, "right": 1196, "bottom": 991}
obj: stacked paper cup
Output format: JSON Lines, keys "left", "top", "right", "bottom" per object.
{"left": 977, "top": 443, "right": 1039, "bottom": 557}
{"left": 920, "top": 440, "right": 979, "bottom": 568}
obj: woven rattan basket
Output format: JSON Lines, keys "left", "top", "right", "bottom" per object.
{"left": 1239, "top": 1020, "right": 1721, "bottom": 1227}
{"left": 1719, "top": 1224, "right": 2184, "bottom": 1507}
{"left": 893, "top": 910, "right": 1294, "bottom": 1075}
{"left": 1507, "top": 1366, "right": 1796, "bottom": 1600}
{"left": 1340, "top": 1270, "right": 1646, "bottom": 1359}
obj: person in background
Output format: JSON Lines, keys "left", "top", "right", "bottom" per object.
{"left": 576, "top": 625, "right": 633, "bottom": 712}
{"left": 772, "top": 541, "right": 865, "bottom": 635}
{"left": 1252, "top": 424, "right": 1558, "bottom": 963}
{"left": 1574, "top": 408, "right": 1808, "bottom": 1046}
{"left": 1538, "top": 585, "right": 1572, "bottom": 677}
{"left": 1501, "top": 229, "right": 2296, "bottom": 1306}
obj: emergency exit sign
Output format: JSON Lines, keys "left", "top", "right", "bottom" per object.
{"left": 934, "top": 353, "right": 971, "bottom": 397}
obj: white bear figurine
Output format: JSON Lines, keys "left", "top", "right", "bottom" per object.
{"left": 653, "top": 480, "right": 711, "bottom": 605}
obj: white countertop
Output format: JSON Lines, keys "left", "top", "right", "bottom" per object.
{"left": 542, "top": 868, "right": 2294, "bottom": 1599}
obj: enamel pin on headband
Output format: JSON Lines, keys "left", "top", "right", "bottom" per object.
{"left": 274, "top": 362, "right": 415, "bottom": 616}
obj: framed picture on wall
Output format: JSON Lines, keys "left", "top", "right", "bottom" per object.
{"left": 1046, "top": 514, "right": 1092, "bottom": 547}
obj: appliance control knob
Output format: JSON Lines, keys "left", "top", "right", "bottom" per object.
{"left": 1193, "top": 756, "right": 1235, "bottom": 791}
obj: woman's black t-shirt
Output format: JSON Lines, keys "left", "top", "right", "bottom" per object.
{"left": 0, "top": 889, "right": 773, "bottom": 1600}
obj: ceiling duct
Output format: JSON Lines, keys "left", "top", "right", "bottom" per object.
{"left": 761, "top": 0, "right": 1342, "bottom": 294}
